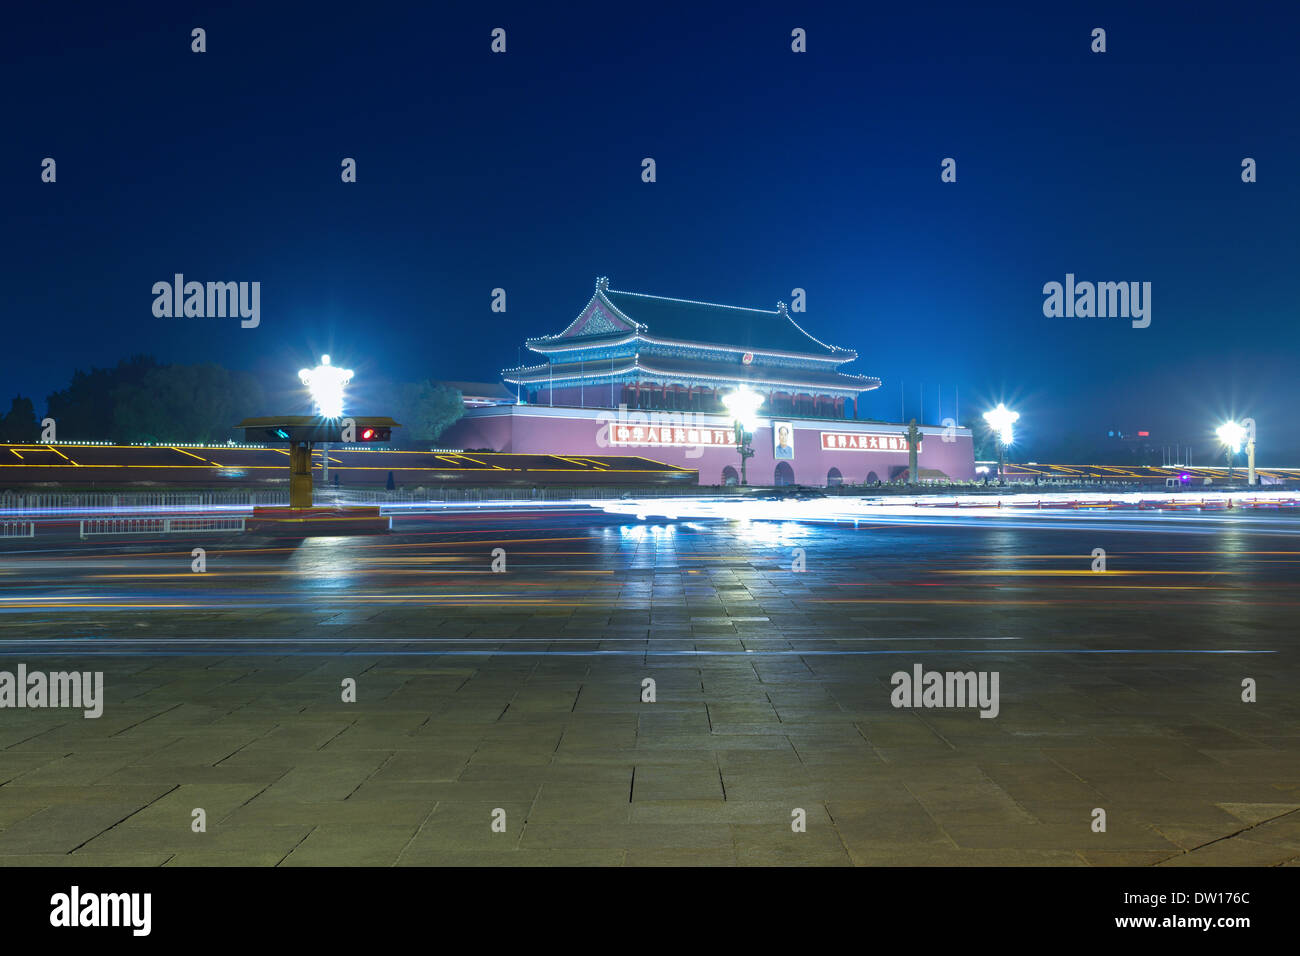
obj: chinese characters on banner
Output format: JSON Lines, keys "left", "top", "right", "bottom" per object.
{"left": 608, "top": 425, "right": 734, "bottom": 447}
{"left": 606, "top": 424, "right": 917, "bottom": 454}
{"left": 820, "top": 432, "right": 917, "bottom": 452}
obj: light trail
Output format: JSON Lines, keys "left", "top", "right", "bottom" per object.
{"left": 7, "top": 490, "right": 1297, "bottom": 523}
{"left": 0, "top": 647, "right": 1275, "bottom": 658}
{"left": 0, "top": 636, "right": 1030, "bottom": 645}
{"left": 593, "top": 491, "right": 1300, "bottom": 527}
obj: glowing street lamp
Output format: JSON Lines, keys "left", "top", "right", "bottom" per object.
{"left": 298, "top": 355, "right": 353, "bottom": 419}
{"left": 299, "top": 355, "right": 353, "bottom": 486}
{"left": 1216, "top": 420, "right": 1247, "bottom": 483}
{"left": 983, "top": 403, "right": 1019, "bottom": 486}
{"left": 722, "top": 386, "right": 764, "bottom": 485}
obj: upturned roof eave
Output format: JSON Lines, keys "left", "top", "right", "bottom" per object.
{"left": 502, "top": 360, "right": 882, "bottom": 393}
{"left": 525, "top": 331, "right": 857, "bottom": 365}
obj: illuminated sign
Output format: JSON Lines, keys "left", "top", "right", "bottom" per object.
{"left": 609, "top": 424, "right": 734, "bottom": 447}
{"left": 820, "top": 432, "right": 917, "bottom": 453}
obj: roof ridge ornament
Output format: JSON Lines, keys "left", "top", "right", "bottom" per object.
{"left": 596, "top": 276, "right": 610, "bottom": 292}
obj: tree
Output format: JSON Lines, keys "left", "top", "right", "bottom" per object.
{"left": 45, "top": 355, "right": 159, "bottom": 440}
{"left": 111, "top": 364, "right": 265, "bottom": 442}
{"left": 392, "top": 381, "right": 464, "bottom": 444}
{"left": 0, "top": 395, "right": 39, "bottom": 442}
{"left": 43, "top": 356, "right": 265, "bottom": 443}
{"left": 965, "top": 419, "right": 996, "bottom": 461}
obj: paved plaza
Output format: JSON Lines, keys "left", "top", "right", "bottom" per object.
{"left": 0, "top": 504, "right": 1297, "bottom": 866}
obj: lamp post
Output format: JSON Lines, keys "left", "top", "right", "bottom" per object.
{"left": 1242, "top": 418, "right": 1257, "bottom": 486}
{"left": 1216, "top": 420, "right": 1246, "bottom": 485}
{"left": 299, "top": 355, "right": 353, "bottom": 486}
{"left": 906, "top": 419, "right": 922, "bottom": 486}
{"left": 722, "top": 386, "right": 763, "bottom": 486}
{"left": 982, "top": 403, "right": 1019, "bottom": 487}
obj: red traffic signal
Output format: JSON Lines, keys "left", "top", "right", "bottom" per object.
{"left": 357, "top": 426, "right": 391, "bottom": 442}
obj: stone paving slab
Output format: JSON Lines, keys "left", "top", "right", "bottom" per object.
{"left": 1, "top": 510, "right": 1298, "bottom": 865}
{"left": 278, "top": 824, "right": 423, "bottom": 866}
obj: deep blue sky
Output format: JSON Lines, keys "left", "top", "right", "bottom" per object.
{"left": 4, "top": 1, "right": 1298, "bottom": 461}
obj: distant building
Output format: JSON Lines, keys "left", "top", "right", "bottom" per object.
{"left": 437, "top": 380, "right": 515, "bottom": 408}
{"left": 503, "top": 276, "right": 878, "bottom": 417}
{"left": 440, "top": 277, "right": 975, "bottom": 486}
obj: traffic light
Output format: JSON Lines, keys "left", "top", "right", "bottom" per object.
{"left": 238, "top": 416, "right": 399, "bottom": 444}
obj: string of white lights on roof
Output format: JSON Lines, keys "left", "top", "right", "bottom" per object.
{"left": 501, "top": 359, "right": 879, "bottom": 392}
{"left": 525, "top": 332, "right": 856, "bottom": 365}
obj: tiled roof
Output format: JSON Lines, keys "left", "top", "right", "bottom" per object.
{"left": 603, "top": 289, "right": 851, "bottom": 356}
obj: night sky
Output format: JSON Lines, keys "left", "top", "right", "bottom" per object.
{"left": 5, "top": 2, "right": 1298, "bottom": 461}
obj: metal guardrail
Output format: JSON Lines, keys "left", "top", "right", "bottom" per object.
{"left": 0, "top": 521, "right": 35, "bottom": 538}
{"left": 4, "top": 486, "right": 725, "bottom": 514}
{"left": 1, "top": 490, "right": 288, "bottom": 515}
{"left": 317, "top": 486, "right": 743, "bottom": 505}
{"left": 78, "top": 516, "right": 247, "bottom": 539}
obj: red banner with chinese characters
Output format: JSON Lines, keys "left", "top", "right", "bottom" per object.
{"left": 609, "top": 424, "right": 733, "bottom": 447}
{"left": 820, "top": 432, "right": 917, "bottom": 452}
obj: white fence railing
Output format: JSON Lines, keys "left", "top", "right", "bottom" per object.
{"left": 319, "top": 486, "right": 730, "bottom": 506}
{"left": 1, "top": 490, "right": 288, "bottom": 516}
{"left": 1, "top": 487, "right": 731, "bottom": 516}
{"left": 79, "top": 517, "right": 247, "bottom": 539}
{"left": 0, "top": 521, "right": 35, "bottom": 538}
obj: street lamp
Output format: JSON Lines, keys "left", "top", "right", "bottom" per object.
{"left": 1243, "top": 418, "right": 1257, "bottom": 486}
{"left": 299, "top": 355, "right": 353, "bottom": 486}
{"left": 983, "top": 403, "right": 1019, "bottom": 486}
{"left": 722, "top": 386, "right": 764, "bottom": 486}
{"left": 299, "top": 354, "right": 353, "bottom": 418}
{"left": 1216, "top": 420, "right": 1246, "bottom": 484}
